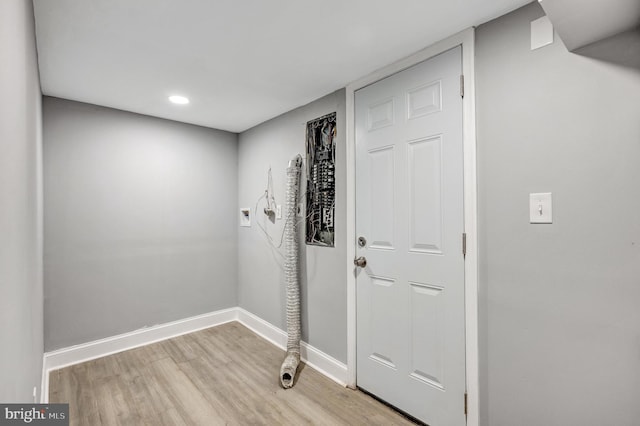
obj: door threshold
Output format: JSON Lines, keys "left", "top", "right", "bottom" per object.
{"left": 357, "top": 387, "right": 428, "bottom": 426}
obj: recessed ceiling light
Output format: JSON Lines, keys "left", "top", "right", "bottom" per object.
{"left": 168, "top": 95, "right": 189, "bottom": 105}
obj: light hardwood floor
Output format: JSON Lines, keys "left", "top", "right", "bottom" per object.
{"left": 49, "top": 322, "right": 417, "bottom": 425}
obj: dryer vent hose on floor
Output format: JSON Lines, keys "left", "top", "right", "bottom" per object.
{"left": 280, "top": 154, "right": 303, "bottom": 388}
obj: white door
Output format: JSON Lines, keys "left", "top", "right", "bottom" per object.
{"left": 355, "top": 46, "right": 465, "bottom": 425}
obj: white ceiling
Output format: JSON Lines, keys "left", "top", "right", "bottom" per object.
{"left": 33, "top": 0, "right": 530, "bottom": 133}
{"left": 539, "top": 0, "right": 640, "bottom": 51}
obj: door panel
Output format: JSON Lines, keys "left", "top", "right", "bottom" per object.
{"left": 368, "top": 146, "right": 396, "bottom": 250}
{"left": 355, "top": 46, "right": 465, "bottom": 426}
{"left": 407, "top": 81, "right": 442, "bottom": 119}
{"left": 409, "top": 282, "right": 445, "bottom": 390}
{"left": 408, "top": 135, "right": 443, "bottom": 254}
{"left": 370, "top": 275, "right": 400, "bottom": 369}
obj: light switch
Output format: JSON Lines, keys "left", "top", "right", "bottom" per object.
{"left": 530, "top": 193, "right": 552, "bottom": 224}
{"left": 531, "top": 16, "right": 554, "bottom": 50}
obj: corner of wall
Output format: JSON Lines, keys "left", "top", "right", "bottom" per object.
{"left": 0, "top": 0, "right": 45, "bottom": 403}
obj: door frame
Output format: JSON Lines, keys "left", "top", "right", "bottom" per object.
{"left": 345, "top": 28, "right": 479, "bottom": 426}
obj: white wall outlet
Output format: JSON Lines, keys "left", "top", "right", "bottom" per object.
{"left": 240, "top": 208, "right": 251, "bottom": 227}
{"left": 276, "top": 205, "right": 282, "bottom": 220}
{"left": 530, "top": 192, "right": 552, "bottom": 224}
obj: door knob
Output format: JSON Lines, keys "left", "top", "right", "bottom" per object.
{"left": 354, "top": 256, "right": 367, "bottom": 268}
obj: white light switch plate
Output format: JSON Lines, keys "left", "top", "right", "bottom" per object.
{"left": 530, "top": 193, "right": 552, "bottom": 224}
{"left": 531, "top": 16, "right": 553, "bottom": 50}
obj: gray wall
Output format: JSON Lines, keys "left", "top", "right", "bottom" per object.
{"left": 476, "top": 3, "right": 640, "bottom": 425}
{"left": 43, "top": 98, "right": 238, "bottom": 351}
{"left": 238, "top": 90, "right": 347, "bottom": 363}
{"left": 0, "top": 0, "right": 44, "bottom": 402}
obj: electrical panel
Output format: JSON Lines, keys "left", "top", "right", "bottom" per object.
{"left": 305, "top": 112, "right": 336, "bottom": 247}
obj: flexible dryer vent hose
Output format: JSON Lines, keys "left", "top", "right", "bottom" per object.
{"left": 280, "top": 154, "right": 303, "bottom": 388}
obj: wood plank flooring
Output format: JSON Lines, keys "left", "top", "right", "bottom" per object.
{"left": 49, "top": 322, "right": 417, "bottom": 425}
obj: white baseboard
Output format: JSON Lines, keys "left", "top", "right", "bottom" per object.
{"left": 41, "top": 308, "right": 237, "bottom": 402}
{"left": 41, "top": 307, "right": 348, "bottom": 402}
{"left": 236, "top": 308, "right": 348, "bottom": 386}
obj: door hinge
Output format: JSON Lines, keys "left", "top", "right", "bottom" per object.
{"left": 460, "top": 75, "right": 465, "bottom": 98}
{"left": 462, "top": 233, "right": 467, "bottom": 258}
{"left": 464, "top": 392, "right": 468, "bottom": 416}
